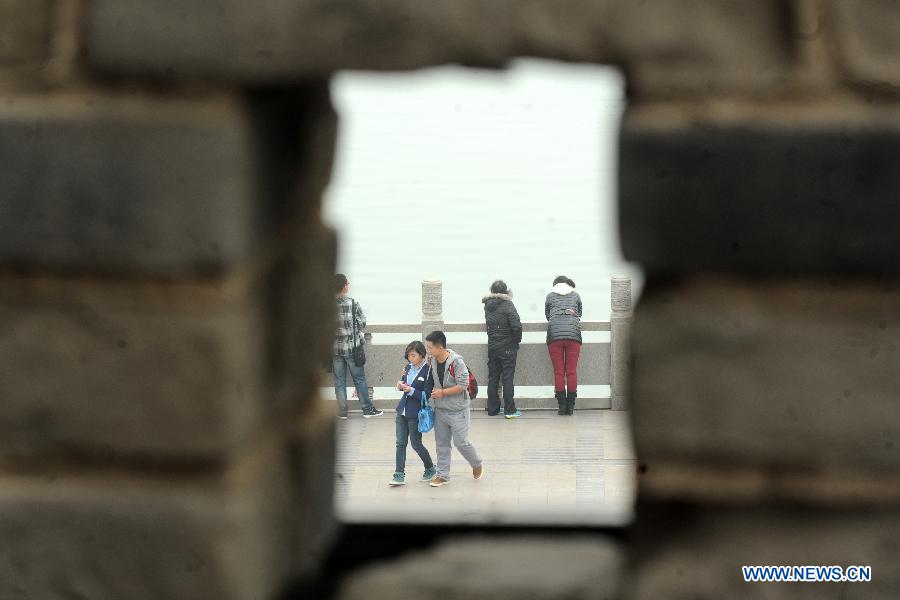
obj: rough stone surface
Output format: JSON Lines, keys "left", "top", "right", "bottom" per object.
{"left": 85, "top": 0, "right": 789, "bottom": 96}
{"left": 270, "top": 231, "right": 338, "bottom": 415}
{"left": 619, "top": 104, "right": 900, "bottom": 276}
{"left": 0, "top": 85, "right": 329, "bottom": 276}
{"left": 338, "top": 535, "right": 624, "bottom": 600}
{"left": 0, "top": 0, "right": 51, "bottom": 65}
{"left": 632, "top": 502, "right": 900, "bottom": 599}
{"left": 828, "top": 0, "right": 900, "bottom": 92}
{"left": 631, "top": 278, "right": 900, "bottom": 492}
{"left": 0, "top": 440, "right": 294, "bottom": 600}
{"left": 289, "top": 399, "right": 338, "bottom": 577}
{"left": 0, "top": 272, "right": 268, "bottom": 459}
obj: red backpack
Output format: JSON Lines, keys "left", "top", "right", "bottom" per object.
{"left": 448, "top": 363, "right": 479, "bottom": 400}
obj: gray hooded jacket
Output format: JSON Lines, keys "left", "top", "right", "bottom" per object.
{"left": 545, "top": 283, "right": 583, "bottom": 343}
{"left": 427, "top": 350, "right": 470, "bottom": 412}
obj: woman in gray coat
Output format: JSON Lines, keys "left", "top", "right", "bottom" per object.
{"left": 545, "top": 275, "right": 582, "bottom": 415}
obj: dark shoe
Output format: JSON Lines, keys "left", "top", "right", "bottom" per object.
{"left": 362, "top": 408, "right": 384, "bottom": 418}
{"left": 555, "top": 391, "right": 566, "bottom": 415}
{"left": 565, "top": 392, "right": 576, "bottom": 415}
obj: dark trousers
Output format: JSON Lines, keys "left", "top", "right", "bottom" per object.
{"left": 487, "top": 346, "right": 518, "bottom": 415}
{"left": 395, "top": 414, "right": 433, "bottom": 474}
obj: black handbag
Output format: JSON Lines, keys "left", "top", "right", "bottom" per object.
{"left": 350, "top": 299, "right": 366, "bottom": 367}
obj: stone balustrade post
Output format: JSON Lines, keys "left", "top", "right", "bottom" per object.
{"left": 364, "top": 331, "right": 374, "bottom": 403}
{"left": 610, "top": 276, "right": 633, "bottom": 411}
{"left": 421, "top": 279, "right": 444, "bottom": 340}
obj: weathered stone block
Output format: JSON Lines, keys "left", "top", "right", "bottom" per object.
{"left": 84, "top": 1, "right": 789, "bottom": 95}
{"left": 289, "top": 398, "right": 338, "bottom": 577}
{"left": 0, "top": 221, "right": 336, "bottom": 459}
{"left": 0, "top": 439, "right": 294, "bottom": 600}
{"left": 0, "top": 272, "right": 267, "bottom": 459}
{"left": 632, "top": 502, "right": 900, "bottom": 599}
{"left": 619, "top": 105, "right": 900, "bottom": 276}
{"left": 631, "top": 278, "right": 900, "bottom": 502}
{"left": 0, "top": 0, "right": 51, "bottom": 65}
{"left": 274, "top": 224, "right": 338, "bottom": 414}
{"left": 0, "top": 85, "right": 331, "bottom": 275}
{"left": 338, "top": 535, "right": 623, "bottom": 600}
{"left": 828, "top": 0, "right": 900, "bottom": 92}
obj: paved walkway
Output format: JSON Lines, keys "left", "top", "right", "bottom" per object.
{"left": 335, "top": 409, "right": 637, "bottom": 525}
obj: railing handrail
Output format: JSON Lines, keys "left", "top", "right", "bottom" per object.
{"left": 364, "top": 320, "right": 611, "bottom": 334}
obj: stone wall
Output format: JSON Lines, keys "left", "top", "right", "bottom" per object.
{"left": 2, "top": 1, "right": 898, "bottom": 598}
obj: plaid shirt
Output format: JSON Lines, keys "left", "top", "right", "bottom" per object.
{"left": 334, "top": 296, "right": 366, "bottom": 357}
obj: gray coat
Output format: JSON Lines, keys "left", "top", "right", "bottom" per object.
{"left": 427, "top": 350, "right": 470, "bottom": 412}
{"left": 545, "top": 284, "right": 583, "bottom": 344}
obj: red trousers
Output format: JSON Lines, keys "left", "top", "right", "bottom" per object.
{"left": 548, "top": 340, "right": 581, "bottom": 393}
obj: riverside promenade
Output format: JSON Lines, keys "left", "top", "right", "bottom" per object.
{"left": 329, "top": 276, "right": 637, "bottom": 524}
{"left": 335, "top": 408, "right": 637, "bottom": 525}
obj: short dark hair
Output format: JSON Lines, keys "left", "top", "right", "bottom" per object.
{"left": 404, "top": 340, "right": 426, "bottom": 361}
{"left": 335, "top": 273, "right": 348, "bottom": 293}
{"left": 490, "top": 280, "right": 508, "bottom": 294}
{"left": 425, "top": 330, "right": 447, "bottom": 348}
{"left": 552, "top": 275, "right": 576, "bottom": 288}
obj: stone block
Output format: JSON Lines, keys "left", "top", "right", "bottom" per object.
{"left": 338, "top": 535, "right": 624, "bottom": 600}
{"left": 289, "top": 398, "right": 338, "bottom": 577}
{"left": 0, "top": 272, "right": 267, "bottom": 459}
{"left": 631, "top": 278, "right": 900, "bottom": 503}
{"left": 619, "top": 104, "right": 900, "bottom": 276}
{"left": 0, "top": 439, "right": 294, "bottom": 600}
{"left": 0, "top": 84, "right": 331, "bottom": 275}
{"left": 0, "top": 0, "right": 51, "bottom": 65}
{"left": 828, "top": 0, "right": 900, "bottom": 92}
{"left": 0, "top": 216, "right": 338, "bottom": 458}
{"left": 271, "top": 223, "right": 338, "bottom": 415}
{"left": 84, "top": 1, "right": 788, "bottom": 96}
{"left": 632, "top": 502, "right": 900, "bottom": 599}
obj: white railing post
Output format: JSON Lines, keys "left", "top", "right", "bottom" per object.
{"left": 421, "top": 279, "right": 444, "bottom": 339}
{"left": 610, "top": 276, "right": 633, "bottom": 411}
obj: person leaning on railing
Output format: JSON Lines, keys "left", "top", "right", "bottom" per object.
{"left": 545, "top": 275, "right": 583, "bottom": 415}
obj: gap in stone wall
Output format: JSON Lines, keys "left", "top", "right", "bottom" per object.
{"left": 321, "top": 60, "right": 640, "bottom": 527}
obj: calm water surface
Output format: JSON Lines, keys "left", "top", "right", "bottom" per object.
{"left": 324, "top": 60, "right": 642, "bottom": 332}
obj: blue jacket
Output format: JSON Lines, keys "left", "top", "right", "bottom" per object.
{"left": 396, "top": 361, "right": 431, "bottom": 418}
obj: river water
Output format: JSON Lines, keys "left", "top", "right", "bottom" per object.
{"left": 324, "top": 60, "right": 642, "bottom": 330}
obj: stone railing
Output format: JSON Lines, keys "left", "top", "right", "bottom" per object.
{"left": 357, "top": 277, "right": 632, "bottom": 411}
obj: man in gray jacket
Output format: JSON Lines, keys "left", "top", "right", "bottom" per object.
{"left": 424, "top": 330, "right": 484, "bottom": 487}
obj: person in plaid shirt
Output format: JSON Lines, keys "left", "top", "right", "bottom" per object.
{"left": 333, "top": 274, "right": 383, "bottom": 419}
